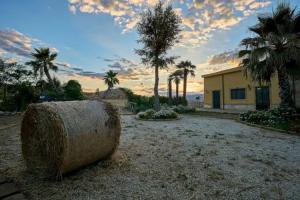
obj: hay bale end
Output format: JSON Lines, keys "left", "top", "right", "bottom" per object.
{"left": 21, "top": 100, "right": 121, "bottom": 179}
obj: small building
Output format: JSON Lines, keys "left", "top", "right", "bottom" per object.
{"left": 202, "top": 67, "right": 299, "bottom": 111}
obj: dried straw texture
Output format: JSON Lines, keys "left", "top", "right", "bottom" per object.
{"left": 21, "top": 100, "right": 121, "bottom": 179}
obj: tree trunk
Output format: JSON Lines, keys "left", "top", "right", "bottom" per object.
{"left": 153, "top": 65, "right": 160, "bottom": 111}
{"left": 168, "top": 79, "right": 172, "bottom": 105}
{"left": 183, "top": 70, "right": 187, "bottom": 100}
{"left": 176, "top": 83, "right": 179, "bottom": 99}
{"left": 44, "top": 65, "right": 54, "bottom": 88}
{"left": 3, "top": 84, "right": 7, "bottom": 101}
{"left": 277, "top": 68, "right": 294, "bottom": 108}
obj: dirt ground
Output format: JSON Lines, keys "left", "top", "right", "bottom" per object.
{"left": 1, "top": 114, "right": 300, "bottom": 200}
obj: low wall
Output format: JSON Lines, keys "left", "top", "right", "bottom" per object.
{"left": 224, "top": 104, "right": 255, "bottom": 111}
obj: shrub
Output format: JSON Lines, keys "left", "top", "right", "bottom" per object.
{"left": 63, "top": 80, "right": 84, "bottom": 100}
{"left": 240, "top": 107, "right": 297, "bottom": 128}
{"left": 137, "top": 108, "right": 178, "bottom": 120}
{"left": 153, "top": 109, "right": 178, "bottom": 119}
{"left": 120, "top": 88, "right": 188, "bottom": 113}
{"left": 137, "top": 109, "right": 156, "bottom": 119}
{"left": 0, "top": 82, "right": 38, "bottom": 111}
{"left": 172, "top": 105, "right": 196, "bottom": 114}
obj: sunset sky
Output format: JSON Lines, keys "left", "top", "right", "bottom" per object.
{"left": 0, "top": 0, "right": 298, "bottom": 96}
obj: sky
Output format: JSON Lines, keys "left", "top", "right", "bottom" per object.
{"left": 0, "top": 0, "right": 298, "bottom": 96}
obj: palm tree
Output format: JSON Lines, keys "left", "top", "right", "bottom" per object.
{"left": 171, "top": 70, "right": 183, "bottom": 100}
{"left": 103, "top": 70, "right": 119, "bottom": 90}
{"left": 176, "top": 60, "right": 196, "bottom": 101}
{"left": 167, "top": 75, "right": 173, "bottom": 105}
{"left": 26, "top": 48, "right": 58, "bottom": 87}
{"left": 136, "top": 1, "right": 181, "bottom": 111}
{"left": 239, "top": 3, "right": 300, "bottom": 108}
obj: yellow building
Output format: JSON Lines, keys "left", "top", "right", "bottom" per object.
{"left": 202, "top": 67, "right": 282, "bottom": 111}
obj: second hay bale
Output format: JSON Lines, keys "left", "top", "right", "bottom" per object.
{"left": 21, "top": 100, "right": 121, "bottom": 178}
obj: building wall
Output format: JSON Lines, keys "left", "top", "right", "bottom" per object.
{"left": 203, "top": 69, "right": 281, "bottom": 110}
{"left": 203, "top": 75, "right": 223, "bottom": 108}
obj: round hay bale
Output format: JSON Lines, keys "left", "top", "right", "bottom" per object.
{"left": 21, "top": 100, "right": 121, "bottom": 179}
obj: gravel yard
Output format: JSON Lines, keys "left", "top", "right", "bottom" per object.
{"left": 1, "top": 114, "right": 300, "bottom": 200}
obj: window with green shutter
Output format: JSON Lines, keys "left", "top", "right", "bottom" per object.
{"left": 231, "top": 88, "right": 246, "bottom": 100}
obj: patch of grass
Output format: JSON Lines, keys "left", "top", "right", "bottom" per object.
{"left": 124, "top": 125, "right": 136, "bottom": 128}
{"left": 101, "top": 152, "right": 130, "bottom": 169}
{"left": 207, "top": 169, "right": 225, "bottom": 181}
{"left": 125, "top": 125, "right": 133, "bottom": 128}
{"left": 243, "top": 155, "right": 274, "bottom": 166}
{"left": 193, "top": 148, "right": 202, "bottom": 156}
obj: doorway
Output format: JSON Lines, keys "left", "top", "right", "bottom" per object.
{"left": 212, "top": 90, "right": 221, "bottom": 109}
{"left": 256, "top": 87, "right": 270, "bottom": 110}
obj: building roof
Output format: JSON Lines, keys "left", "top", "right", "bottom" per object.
{"left": 202, "top": 67, "right": 242, "bottom": 78}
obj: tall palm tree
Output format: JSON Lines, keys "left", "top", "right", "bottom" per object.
{"left": 176, "top": 60, "right": 196, "bottom": 101}
{"left": 167, "top": 75, "right": 173, "bottom": 104}
{"left": 103, "top": 70, "right": 119, "bottom": 90}
{"left": 171, "top": 70, "right": 183, "bottom": 99}
{"left": 239, "top": 3, "right": 300, "bottom": 108}
{"left": 26, "top": 48, "right": 58, "bottom": 87}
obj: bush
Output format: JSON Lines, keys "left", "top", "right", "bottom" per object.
{"left": 0, "top": 82, "right": 38, "bottom": 111}
{"left": 137, "top": 108, "right": 178, "bottom": 120}
{"left": 153, "top": 109, "right": 178, "bottom": 119}
{"left": 120, "top": 88, "right": 189, "bottom": 113}
{"left": 240, "top": 107, "right": 297, "bottom": 128}
{"left": 170, "top": 97, "right": 187, "bottom": 106}
{"left": 172, "top": 105, "right": 196, "bottom": 114}
{"left": 63, "top": 80, "right": 84, "bottom": 100}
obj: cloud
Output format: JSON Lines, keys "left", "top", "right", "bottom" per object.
{"left": 58, "top": 55, "right": 151, "bottom": 83}
{"left": 0, "top": 29, "right": 58, "bottom": 59}
{"left": 108, "top": 62, "right": 123, "bottom": 70}
{"left": 56, "top": 61, "right": 71, "bottom": 68}
{"left": 68, "top": 0, "right": 271, "bottom": 47}
{"left": 102, "top": 55, "right": 150, "bottom": 81}
{"left": 208, "top": 49, "right": 240, "bottom": 66}
{"left": 0, "top": 29, "right": 34, "bottom": 58}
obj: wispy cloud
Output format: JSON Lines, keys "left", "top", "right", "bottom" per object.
{"left": 68, "top": 0, "right": 271, "bottom": 47}
{"left": 103, "top": 55, "right": 151, "bottom": 81}
{"left": 0, "top": 29, "right": 58, "bottom": 59}
{"left": 0, "top": 29, "right": 35, "bottom": 58}
{"left": 208, "top": 49, "right": 239, "bottom": 66}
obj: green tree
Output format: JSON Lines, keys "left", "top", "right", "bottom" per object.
{"left": 63, "top": 80, "right": 84, "bottom": 100}
{"left": 0, "top": 59, "right": 36, "bottom": 111}
{"left": 171, "top": 70, "right": 183, "bottom": 100}
{"left": 14, "top": 82, "right": 36, "bottom": 111}
{"left": 239, "top": 3, "right": 300, "bottom": 108}
{"left": 103, "top": 70, "right": 119, "bottom": 90}
{"left": 0, "top": 59, "right": 15, "bottom": 101}
{"left": 176, "top": 60, "right": 196, "bottom": 101}
{"left": 26, "top": 48, "right": 58, "bottom": 87}
{"left": 0, "top": 59, "right": 32, "bottom": 101}
{"left": 136, "top": 1, "right": 181, "bottom": 111}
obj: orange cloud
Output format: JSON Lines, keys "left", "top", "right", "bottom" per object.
{"left": 68, "top": 0, "right": 272, "bottom": 47}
